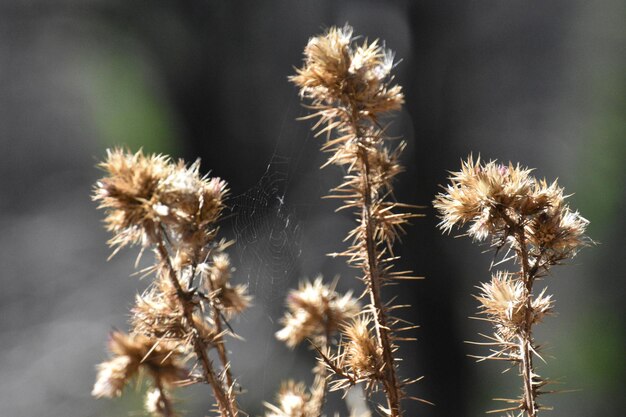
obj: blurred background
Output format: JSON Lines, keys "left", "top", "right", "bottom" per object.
{"left": 0, "top": 1, "right": 624, "bottom": 416}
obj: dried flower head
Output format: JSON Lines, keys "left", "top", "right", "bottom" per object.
{"left": 475, "top": 272, "right": 553, "bottom": 341}
{"left": 434, "top": 155, "right": 590, "bottom": 264}
{"left": 198, "top": 251, "right": 251, "bottom": 317}
{"left": 340, "top": 317, "right": 383, "bottom": 382}
{"left": 527, "top": 202, "right": 589, "bottom": 264}
{"left": 159, "top": 160, "right": 228, "bottom": 261}
{"left": 434, "top": 156, "right": 536, "bottom": 238}
{"left": 93, "top": 148, "right": 171, "bottom": 250}
{"left": 276, "top": 277, "right": 360, "bottom": 348}
{"left": 265, "top": 381, "right": 313, "bottom": 417}
{"left": 93, "top": 148, "right": 229, "bottom": 262}
{"left": 291, "top": 24, "right": 403, "bottom": 125}
{"left": 92, "top": 331, "right": 185, "bottom": 398}
{"left": 475, "top": 271, "right": 527, "bottom": 338}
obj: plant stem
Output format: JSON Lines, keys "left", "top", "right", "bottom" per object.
{"left": 206, "top": 278, "right": 236, "bottom": 393}
{"left": 515, "top": 229, "right": 538, "bottom": 417}
{"left": 358, "top": 145, "right": 401, "bottom": 417}
{"left": 155, "top": 233, "right": 237, "bottom": 417}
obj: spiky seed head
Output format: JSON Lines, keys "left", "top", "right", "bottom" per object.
{"left": 92, "top": 331, "right": 185, "bottom": 398}
{"left": 475, "top": 272, "right": 555, "bottom": 341}
{"left": 341, "top": 316, "right": 383, "bottom": 380}
{"left": 93, "top": 148, "right": 171, "bottom": 250}
{"left": 265, "top": 380, "right": 312, "bottom": 417}
{"left": 132, "top": 273, "right": 219, "bottom": 346}
{"left": 527, "top": 202, "right": 590, "bottom": 264}
{"left": 93, "top": 148, "right": 229, "bottom": 262}
{"left": 276, "top": 277, "right": 360, "bottom": 348}
{"left": 434, "top": 156, "right": 536, "bottom": 238}
{"left": 290, "top": 24, "right": 404, "bottom": 120}
{"left": 198, "top": 252, "right": 251, "bottom": 317}
{"left": 434, "top": 155, "right": 590, "bottom": 263}
{"left": 159, "top": 161, "right": 228, "bottom": 257}
{"left": 475, "top": 272, "right": 527, "bottom": 340}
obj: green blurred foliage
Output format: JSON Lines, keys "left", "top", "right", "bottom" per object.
{"left": 575, "top": 65, "right": 626, "bottom": 238}
{"left": 89, "top": 49, "right": 179, "bottom": 156}
{"left": 556, "top": 309, "right": 625, "bottom": 395}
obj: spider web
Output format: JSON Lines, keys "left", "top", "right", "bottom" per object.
{"left": 229, "top": 153, "right": 304, "bottom": 313}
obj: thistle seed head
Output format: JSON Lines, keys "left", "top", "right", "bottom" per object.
{"left": 198, "top": 251, "right": 251, "bottom": 317}
{"left": 276, "top": 277, "right": 360, "bottom": 348}
{"left": 290, "top": 24, "right": 404, "bottom": 121}
{"left": 93, "top": 148, "right": 170, "bottom": 250}
{"left": 434, "top": 155, "right": 590, "bottom": 264}
{"left": 93, "top": 148, "right": 228, "bottom": 259}
{"left": 340, "top": 316, "right": 383, "bottom": 381}
{"left": 131, "top": 276, "right": 218, "bottom": 347}
{"left": 265, "top": 380, "right": 312, "bottom": 417}
{"left": 92, "top": 331, "right": 185, "bottom": 398}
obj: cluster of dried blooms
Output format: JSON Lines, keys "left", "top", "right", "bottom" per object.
{"left": 89, "top": 26, "right": 594, "bottom": 417}
{"left": 267, "top": 277, "right": 360, "bottom": 417}
{"left": 279, "top": 25, "right": 423, "bottom": 417}
{"left": 275, "top": 277, "right": 360, "bottom": 349}
{"left": 92, "top": 149, "right": 249, "bottom": 417}
{"left": 434, "top": 156, "right": 590, "bottom": 417}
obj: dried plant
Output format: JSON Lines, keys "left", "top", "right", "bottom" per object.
{"left": 268, "top": 277, "right": 360, "bottom": 417}
{"left": 88, "top": 25, "right": 595, "bottom": 417}
{"left": 287, "top": 25, "right": 423, "bottom": 417}
{"left": 265, "top": 380, "right": 313, "bottom": 417}
{"left": 92, "top": 148, "right": 249, "bottom": 417}
{"left": 275, "top": 277, "right": 360, "bottom": 350}
{"left": 434, "top": 155, "right": 591, "bottom": 416}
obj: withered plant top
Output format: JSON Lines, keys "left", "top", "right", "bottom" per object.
{"left": 291, "top": 25, "right": 423, "bottom": 417}
{"left": 434, "top": 155, "right": 590, "bottom": 267}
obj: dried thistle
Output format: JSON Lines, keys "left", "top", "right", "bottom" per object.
{"left": 434, "top": 155, "right": 591, "bottom": 416}
{"left": 265, "top": 381, "right": 313, "bottom": 417}
{"left": 93, "top": 149, "right": 170, "bottom": 253}
{"left": 92, "top": 148, "right": 248, "bottom": 417}
{"left": 276, "top": 276, "right": 360, "bottom": 348}
{"left": 333, "top": 317, "right": 384, "bottom": 390}
{"left": 270, "top": 276, "right": 360, "bottom": 417}
{"left": 290, "top": 25, "right": 422, "bottom": 417}
{"left": 198, "top": 251, "right": 252, "bottom": 318}
{"left": 92, "top": 331, "right": 185, "bottom": 400}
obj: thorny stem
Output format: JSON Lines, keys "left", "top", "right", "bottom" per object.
{"left": 358, "top": 144, "right": 401, "bottom": 417}
{"left": 154, "top": 233, "right": 238, "bottom": 417}
{"left": 206, "top": 277, "right": 236, "bottom": 394}
{"left": 515, "top": 227, "right": 539, "bottom": 417}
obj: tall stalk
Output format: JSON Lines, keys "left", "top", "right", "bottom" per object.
{"left": 358, "top": 145, "right": 402, "bottom": 416}
{"left": 290, "top": 25, "right": 422, "bottom": 416}
{"left": 435, "top": 156, "right": 591, "bottom": 416}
